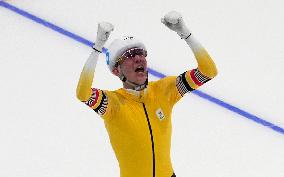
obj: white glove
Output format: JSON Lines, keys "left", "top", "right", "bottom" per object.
{"left": 93, "top": 22, "right": 114, "bottom": 52}
{"left": 161, "top": 11, "right": 191, "bottom": 39}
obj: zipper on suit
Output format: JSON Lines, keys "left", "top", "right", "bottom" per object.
{"left": 142, "top": 103, "right": 155, "bottom": 177}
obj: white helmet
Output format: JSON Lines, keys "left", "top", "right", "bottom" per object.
{"left": 106, "top": 36, "right": 146, "bottom": 72}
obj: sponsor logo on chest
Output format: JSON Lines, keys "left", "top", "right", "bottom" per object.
{"left": 156, "top": 108, "right": 165, "bottom": 121}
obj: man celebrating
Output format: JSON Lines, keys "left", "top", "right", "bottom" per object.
{"left": 76, "top": 11, "right": 217, "bottom": 177}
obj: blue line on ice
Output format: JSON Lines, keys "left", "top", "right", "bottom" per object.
{"left": 1, "top": 1, "right": 283, "bottom": 135}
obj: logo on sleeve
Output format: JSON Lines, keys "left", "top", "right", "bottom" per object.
{"left": 156, "top": 108, "right": 165, "bottom": 121}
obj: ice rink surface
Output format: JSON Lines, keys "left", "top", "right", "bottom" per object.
{"left": 1, "top": 0, "right": 284, "bottom": 176}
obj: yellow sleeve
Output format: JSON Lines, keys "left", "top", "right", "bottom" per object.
{"left": 82, "top": 88, "right": 118, "bottom": 120}
{"left": 154, "top": 67, "right": 214, "bottom": 107}
{"left": 154, "top": 34, "right": 218, "bottom": 106}
{"left": 177, "top": 68, "right": 212, "bottom": 96}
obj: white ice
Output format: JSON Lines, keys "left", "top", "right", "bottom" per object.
{"left": 1, "top": 0, "right": 284, "bottom": 176}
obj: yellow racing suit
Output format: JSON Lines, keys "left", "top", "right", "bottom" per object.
{"left": 82, "top": 68, "right": 214, "bottom": 177}
{"left": 76, "top": 32, "right": 218, "bottom": 176}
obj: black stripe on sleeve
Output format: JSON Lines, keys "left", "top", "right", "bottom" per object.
{"left": 93, "top": 91, "right": 108, "bottom": 116}
{"left": 194, "top": 69, "right": 211, "bottom": 84}
{"left": 176, "top": 72, "right": 194, "bottom": 97}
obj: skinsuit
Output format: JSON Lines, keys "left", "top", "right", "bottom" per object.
{"left": 76, "top": 11, "right": 218, "bottom": 177}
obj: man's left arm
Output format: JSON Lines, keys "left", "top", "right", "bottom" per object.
{"left": 161, "top": 11, "right": 218, "bottom": 97}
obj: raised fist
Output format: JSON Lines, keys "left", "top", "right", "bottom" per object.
{"left": 161, "top": 11, "right": 191, "bottom": 39}
{"left": 93, "top": 22, "right": 114, "bottom": 51}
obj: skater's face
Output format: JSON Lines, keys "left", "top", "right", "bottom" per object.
{"left": 112, "top": 48, "right": 148, "bottom": 87}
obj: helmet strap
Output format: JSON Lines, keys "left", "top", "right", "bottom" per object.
{"left": 119, "top": 71, "right": 148, "bottom": 91}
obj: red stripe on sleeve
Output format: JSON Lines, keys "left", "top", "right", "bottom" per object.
{"left": 190, "top": 70, "right": 203, "bottom": 86}
{"left": 89, "top": 89, "right": 100, "bottom": 107}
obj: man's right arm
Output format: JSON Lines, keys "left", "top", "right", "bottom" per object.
{"left": 76, "top": 22, "right": 114, "bottom": 102}
{"left": 76, "top": 50, "right": 100, "bottom": 101}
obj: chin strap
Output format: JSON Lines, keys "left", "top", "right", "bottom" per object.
{"left": 119, "top": 72, "right": 148, "bottom": 91}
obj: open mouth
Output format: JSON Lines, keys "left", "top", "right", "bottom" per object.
{"left": 135, "top": 66, "right": 145, "bottom": 73}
